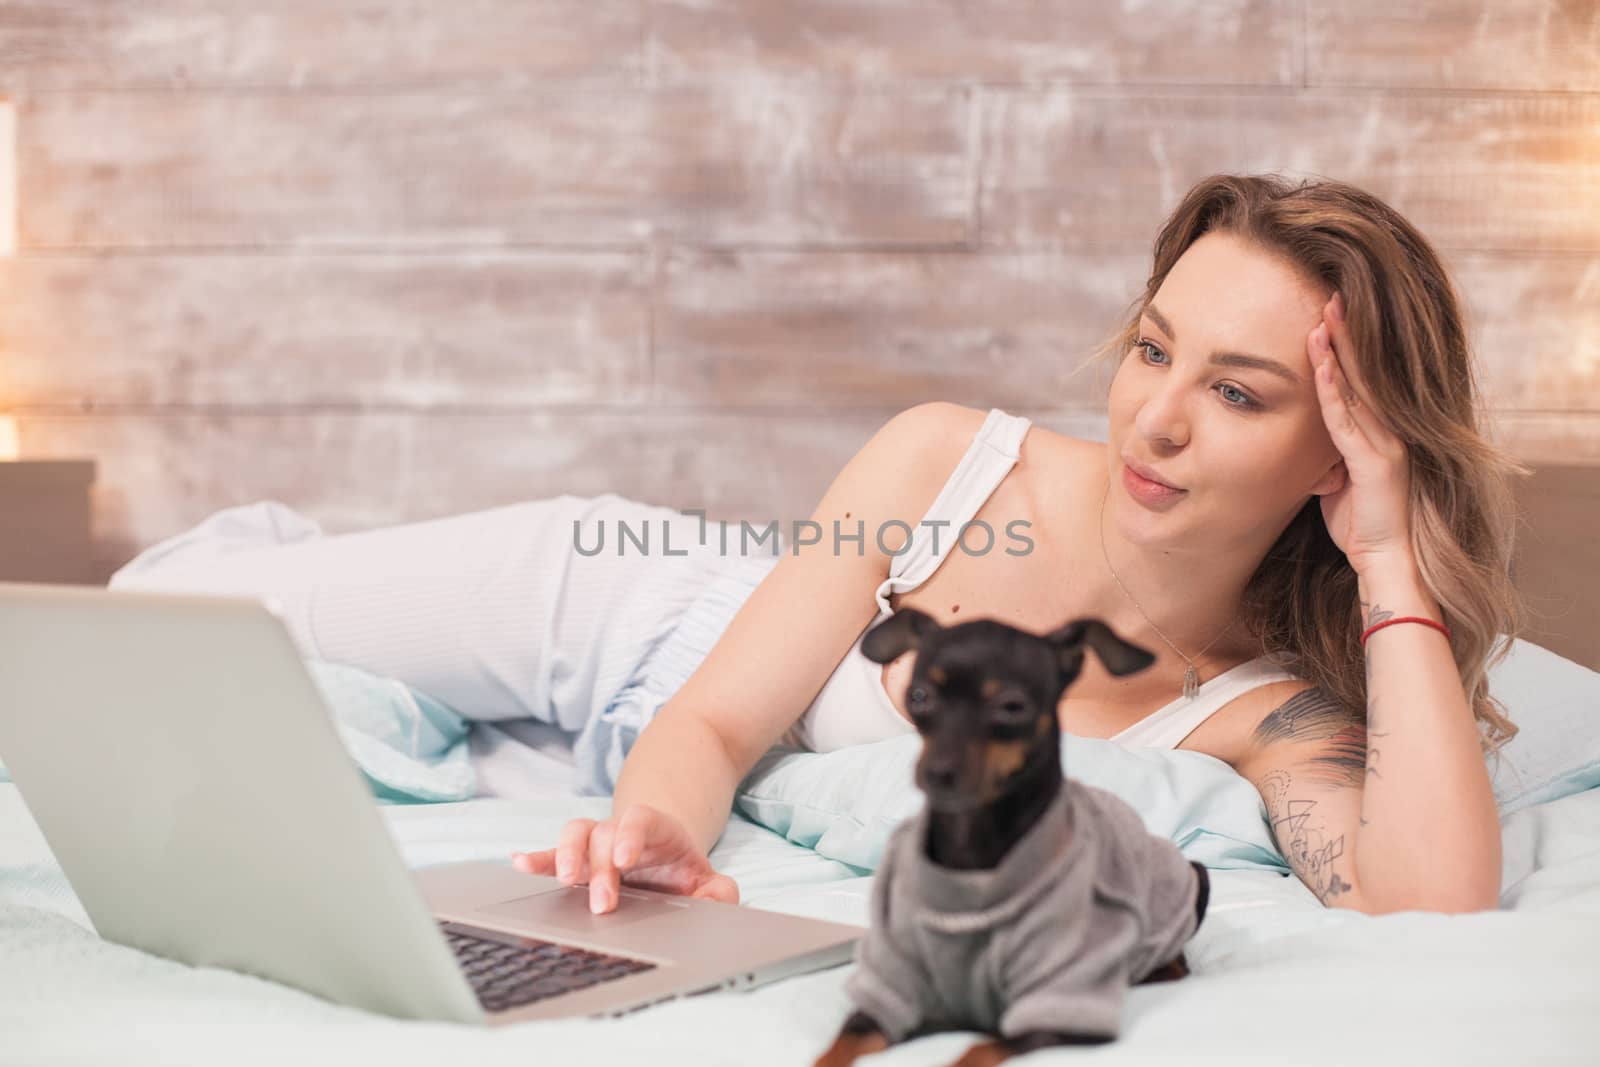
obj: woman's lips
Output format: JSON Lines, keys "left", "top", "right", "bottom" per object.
{"left": 1122, "top": 463, "right": 1187, "bottom": 508}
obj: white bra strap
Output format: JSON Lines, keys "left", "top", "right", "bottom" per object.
{"left": 873, "top": 408, "right": 1033, "bottom": 614}
{"left": 1110, "top": 659, "right": 1303, "bottom": 749}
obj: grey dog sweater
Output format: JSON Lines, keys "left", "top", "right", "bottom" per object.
{"left": 844, "top": 782, "right": 1207, "bottom": 1042}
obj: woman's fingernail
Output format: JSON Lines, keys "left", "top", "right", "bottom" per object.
{"left": 557, "top": 859, "right": 571, "bottom": 881}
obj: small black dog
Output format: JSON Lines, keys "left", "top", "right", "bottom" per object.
{"left": 811, "top": 608, "right": 1211, "bottom": 1067}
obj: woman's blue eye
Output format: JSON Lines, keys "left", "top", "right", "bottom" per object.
{"left": 1137, "top": 340, "right": 1169, "bottom": 365}
{"left": 1136, "top": 340, "right": 1260, "bottom": 410}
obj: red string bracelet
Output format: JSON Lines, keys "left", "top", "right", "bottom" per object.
{"left": 1360, "top": 615, "right": 1451, "bottom": 649}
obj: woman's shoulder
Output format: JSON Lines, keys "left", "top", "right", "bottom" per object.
{"left": 1201, "top": 677, "right": 1329, "bottom": 773}
{"left": 881, "top": 406, "right": 1111, "bottom": 571}
{"left": 888, "top": 405, "right": 1106, "bottom": 518}
{"left": 910, "top": 404, "right": 1107, "bottom": 479}
{"left": 878, "top": 402, "right": 995, "bottom": 501}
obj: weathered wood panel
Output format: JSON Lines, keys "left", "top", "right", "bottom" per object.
{"left": 654, "top": 249, "right": 1146, "bottom": 409}
{"left": 0, "top": 97, "right": 12, "bottom": 255}
{"left": 1309, "top": 1, "right": 1600, "bottom": 93}
{"left": 0, "top": 1, "right": 644, "bottom": 90}
{"left": 4, "top": 0, "right": 1597, "bottom": 592}
{"left": 1488, "top": 413, "right": 1600, "bottom": 464}
{"left": 14, "top": 1, "right": 1597, "bottom": 97}
{"left": 650, "top": 0, "right": 1299, "bottom": 86}
{"left": 1454, "top": 254, "right": 1600, "bottom": 413}
{"left": 979, "top": 90, "right": 1600, "bottom": 252}
{"left": 0, "top": 253, "right": 652, "bottom": 405}
{"left": 18, "top": 89, "right": 975, "bottom": 249}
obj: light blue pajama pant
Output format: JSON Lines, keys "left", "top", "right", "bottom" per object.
{"left": 108, "top": 493, "right": 778, "bottom": 795}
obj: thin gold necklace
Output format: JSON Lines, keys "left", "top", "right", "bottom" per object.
{"left": 1098, "top": 484, "right": 1234, "bottom": 701}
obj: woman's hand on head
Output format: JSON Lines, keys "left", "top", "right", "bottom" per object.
{"left": 1307, "top": 290, "right": 1415, "bottom": 576}
{"left": 511, "top": 803, "right": 740, "bottom": 915}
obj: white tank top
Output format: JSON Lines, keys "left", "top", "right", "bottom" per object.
{"left": 779, "top": 407, "right": 1302, "bottom": 753}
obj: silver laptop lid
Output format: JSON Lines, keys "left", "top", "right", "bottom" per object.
{"left": 0, "top": 581, "right": 483, "bottom": 1024}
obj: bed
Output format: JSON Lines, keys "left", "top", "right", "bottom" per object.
{"left": 4, "top": 459, "right": 1599, "bottom": 1065}
{"left": 3, "top": 701, "right": 1598, "bottom": 1066}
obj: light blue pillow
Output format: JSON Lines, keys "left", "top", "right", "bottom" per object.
{"left": 1488, "top": 638, "right": 1600, "bottom": 815}
{"left": 0, "top": 660, "right": 477, "bottom": 804}
{"left": 733, "top": 733, "right": 1292, "bottom": 876}
{"left": 730, "top": 637, "right": 1598, "bottom": 874}
{"left": 303, "top": 660, "right": 478, "bottom": 805}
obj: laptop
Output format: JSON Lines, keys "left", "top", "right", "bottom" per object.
{"left": 0, "top": 581, "right": 861, "bottom": 1025}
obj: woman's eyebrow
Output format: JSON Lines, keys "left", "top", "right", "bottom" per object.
{"left": 1142, "top": 303, "right": 1305, "bottom": 386}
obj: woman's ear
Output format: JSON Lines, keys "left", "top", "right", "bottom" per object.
{"left": 1310, "top": 458, "right": 1347, "bottom": 497}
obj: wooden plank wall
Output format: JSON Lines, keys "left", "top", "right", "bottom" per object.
{"left": 0, "top": 0, "right": 1596, "bottom": 588}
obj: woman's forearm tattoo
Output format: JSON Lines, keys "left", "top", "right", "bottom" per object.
{"left": 1360, "top": 598, "right": 1395, "bottom": 629}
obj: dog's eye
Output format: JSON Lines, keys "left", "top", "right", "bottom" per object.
{"left": 992, "top": 697, "right": 1030, "bottom": 721}
{"left": 909, "top": 686, "right": 929, "bottom": 707}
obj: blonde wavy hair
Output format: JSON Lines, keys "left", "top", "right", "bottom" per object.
{"left": 1082, "top": 173, "right": 1528, "bottom": 762}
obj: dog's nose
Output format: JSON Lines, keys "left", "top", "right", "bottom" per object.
{"left": 924, "top": 764, "right": 958, "bottom": 790}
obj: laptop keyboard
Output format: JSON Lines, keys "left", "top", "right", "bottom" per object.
{"left": 439, "top": 922, "right": 658, "bottom": 1014}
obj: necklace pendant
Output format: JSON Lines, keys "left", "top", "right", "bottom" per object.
{"left": 1182, "top": 665, "right": 1200, "bottom": 700}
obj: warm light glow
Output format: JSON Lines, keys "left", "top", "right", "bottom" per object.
{"left": 0, "top": 415, "right": 17, "bottom": 461}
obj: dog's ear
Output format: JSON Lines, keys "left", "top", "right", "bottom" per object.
{"left": 860, "top": 608, "right": 941, "bottom": 664}
{"left": 1083, "top": 621, "right": 1157, "bottom": 677}
{"left": 1045, "top": 618, "right": 1156, "bottom": 679}
{"left": 1044, "top": 619, "right": 1090, "bottom": 681}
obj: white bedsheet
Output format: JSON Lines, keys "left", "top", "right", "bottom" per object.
{"left": 4, "top": 755, "right": 1599, "bottom": 1066}
{"left": 466, "top": 719, "right": 581, "bottom": 801}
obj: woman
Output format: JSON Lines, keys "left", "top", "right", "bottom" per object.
{"left": 512, "top": 173, "right": 1526, "bottom": 917}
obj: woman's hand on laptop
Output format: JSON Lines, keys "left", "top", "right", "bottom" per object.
{"left": 511, "top": 803, "right": 740, "bottom": 915}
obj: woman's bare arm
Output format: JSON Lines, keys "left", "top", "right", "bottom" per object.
{"left": 611, "top": 401, "right": 981, "bottom": 858}
{"left": 1344, "top": 560, "right": 1501, "bottom": 912}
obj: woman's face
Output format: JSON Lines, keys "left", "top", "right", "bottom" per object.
{"left": 1106, "top": 229, "right": 1344, "bottom": 550}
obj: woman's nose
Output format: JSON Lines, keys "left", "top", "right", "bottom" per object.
{"left": 1133, "top": 378, "right": 1190, "bottom": 448}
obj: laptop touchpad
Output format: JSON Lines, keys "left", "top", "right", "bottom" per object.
{"left": 476, "top": 886, "right": 691, "bottom": 932}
